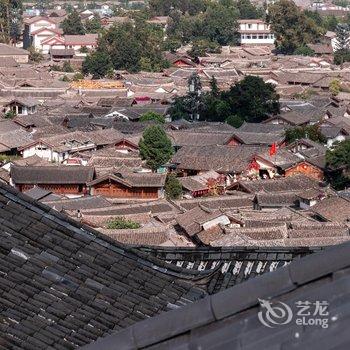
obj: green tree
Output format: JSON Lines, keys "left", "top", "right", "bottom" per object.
{"left": 165, "top": 173, "right": 182, "bottom": 199}
{"left": 82, "top": 51, "right": 113, "bottom": 78}
{"left": 202, "top": 2, "right": 239, "bottom": 45}
{"left": 88, "top": 21, "right": 168, "bottom": 73}
{"left": 268, "top": 0, "right": 321, "bottom": 54}
{"left": 226, "top": 115, "right": 244, "bottom": 128}
{"left": 61, "top": 9, "right": 85, "bottom": 35}
{"left": 285, "top": 125, "right": 327, "bottom": 144}
{"left": 326, "top": 139, "right": 350, "bottom": 189}
{"left": 222, "top": 75, "right": 280, "bottom": 123}
{"left": 187, "top": 39, "right": 221, "bottom": 59}
{"left": 139, "top": 125, "right": 174, "bottom": 171}
{"left": 236, "top": 0, "right": 264, "bottom": 19}
{"left": 324, "top": 15, "right": 338, "bottom": 31}
{"left": 84, "top": 14, "right": 102, "bottom": 33}
{"left": 0, "top": 0, "right": 23, "bottom": 43}
{"left": 139, "top": 112, "right": 165, "bottom": 123}
{"left": 149, "top": 0, "right": 207, "bottom": 16}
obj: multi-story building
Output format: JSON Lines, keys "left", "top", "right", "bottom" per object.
{"left": 238, "top": 19, "right": 275, "bottom": 45}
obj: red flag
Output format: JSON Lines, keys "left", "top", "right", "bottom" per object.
{"left": 269, "top": 143, "right": 277, "bottom": 156}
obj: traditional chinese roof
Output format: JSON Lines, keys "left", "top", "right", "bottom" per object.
{"left": 84, "top": 241, "right": 350, "bottom": 350}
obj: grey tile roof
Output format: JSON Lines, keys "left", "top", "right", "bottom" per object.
{"left": 82, "top": 241, "right": 350, "bottom": 350}
{"left": 11, "top": 165, "right": 95, "bottom": 185}
{"left": 0, "top": 182, "right": 322, "bottom": 349}
{"left": 0, "top": 182, "right": 206, "bottom": 349}
{"left": 172, "top": 145, "right": 265, "bottom": 173}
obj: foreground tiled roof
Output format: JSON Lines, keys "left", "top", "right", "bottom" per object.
{"left": 82, "top": 241, "right": 350, "bottom": 350}
{"left": 0, "top": 182, "right": 324, "bottom": 349}
{"left": 0, "top": 183, "right": 206, "bottom": 349}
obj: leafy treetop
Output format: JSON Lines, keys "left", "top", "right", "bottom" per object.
{"left": 139, "top": 125, "right": 174, "bottom": 171}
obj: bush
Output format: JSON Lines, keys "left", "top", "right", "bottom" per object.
{"left": 294, "top": 46, "right": 315, "bottom": 56}
{"left": 72, "top": 72, "right": 84, "bottom": 81}
{"left": 106, "top": 217, "right": 141, "bottom": 229}
{"left": 62, "top": 61, "right": 74, "bottom": 72}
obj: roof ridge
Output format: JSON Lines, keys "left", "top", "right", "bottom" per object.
{"left": 81, "top": 241, "right": 350, "bottom": 350}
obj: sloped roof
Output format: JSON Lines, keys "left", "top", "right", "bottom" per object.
{"left": 0, "top": 182, "right": 322, "bottom": 349}
{"left": 172, "top": 145, "right": 266, "bottom": 173}
{"left": 236, "top": 175, "right": 322, "bottom": 194}
{"left": 0, "top": 44, "right": 29, "bottom": 56}
{"left": 82, "top": 241, "right": 350, "bottom": 350}
{"left": 11, "top": 165, "right": 95, "bottom": 185}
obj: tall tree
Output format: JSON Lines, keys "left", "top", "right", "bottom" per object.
{"left": 268, "top": 0, "right": 320, "bottom": 54}
{"left": 165, "top": 173, "right": 182, "bottom": 199}
{"left": 84, "top": 21, "right": 169, "bottom": 74}
{"left": 326, "top": 139, "right": 350, "bottom": 190}
{"left": 0, "top": 0, "right": 23, "bottom": 43}
{"left": 139, "top": 126, "right": 174, "bottom": 171}
{"left": 222, "top": 75, "right": 280, "bottom": 122}
{"left": 61, "top": 9, "right": 85, "bottom": 35}
{"left": 236, "top": 0, "right": 264, "bottom": 19}
{"left": 84, "top": 14, "right": 102, "bottom": 33}
{"left": 82, "top": 51, "right": 113, "bottom": 78}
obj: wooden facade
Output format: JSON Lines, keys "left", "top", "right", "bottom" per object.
{"left": 285, "top": 161, "right": 324, "bottom": 181}
{"left": 90, "top": 179, "right": 160, "bottom": 199}
{"left": 18, "top": 183, "right": 88, "bottom": 195}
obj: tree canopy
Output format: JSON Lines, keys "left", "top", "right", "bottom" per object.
{"left": 84, "top": 14, "right": 102, "bottom": 33}
{"left": 139, "top": 126, "right": 174, "bottom": 171}
{"left": 221, "top": 75, "right": 280, "bottom": 122}
{"left": 170, "top": 75, "right": 280, "bottom": 123}
{"left": 0, "top": 0, "right": 23, "bottom": 43}
{"left": 61, "top": 9, "right": 85, "bottom": 35}
{"left": 165, "top": 0, "right": 239, "bottom": 51}
{"left": 83, "top": 21, "right": 169, "bottom": 75}
{"left": 82, "top": 51, "right": 113, "bottom": 78}
{"left": 326, "top": 139, "right": 350, "bottom": 190}
{"left": 268, "top": 0, "right": 321, "bottom": 54}
{"left": 165, "top": 173, "right": 183, "bottom": 199}
{"left": 285, "top": 125, "right": 327, "bottom": 144}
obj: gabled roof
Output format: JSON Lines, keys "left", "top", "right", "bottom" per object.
{"left": 172, "top": 145, "right": 266, "bottom": 173}
{"left": 0, "top": 44, "right": 29, "bottom": 56}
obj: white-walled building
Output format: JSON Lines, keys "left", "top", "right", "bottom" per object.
{"left": 238, "top": 19, "right": 275, "bottom": 45}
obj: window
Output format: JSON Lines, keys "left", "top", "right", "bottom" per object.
{"left": 248, "top": 24, "right": 252, "bottom": 29}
